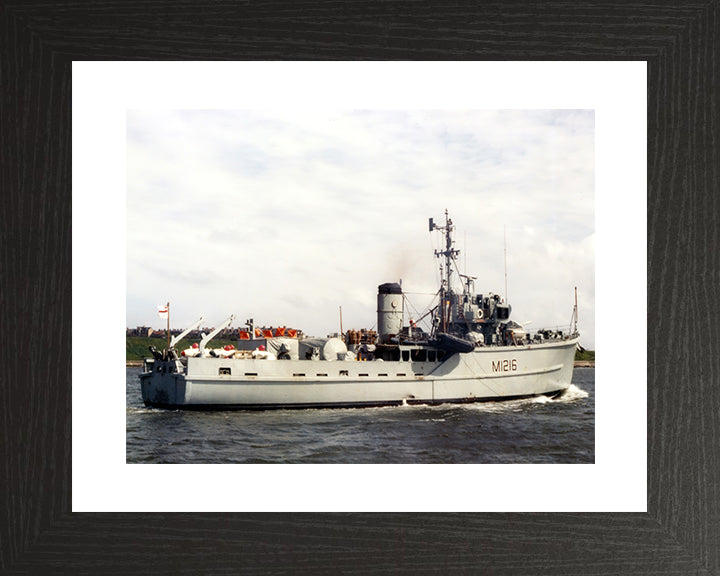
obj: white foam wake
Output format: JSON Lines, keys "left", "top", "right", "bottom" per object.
{"left": 460, "top": 384, "right": 589, "bottom": 412}
{"left": 554, "top": 384, "right": 589, "bottom": 402}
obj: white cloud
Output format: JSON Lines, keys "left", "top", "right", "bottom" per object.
{"left": 127, "top": 109, "right": 595, "bottom": 347}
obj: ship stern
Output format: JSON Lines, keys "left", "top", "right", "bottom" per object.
{"left": 140, "top": 360, "right": 187, "bottom": 408}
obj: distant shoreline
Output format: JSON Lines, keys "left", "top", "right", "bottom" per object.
{"left": 127, "top": 359, "right": 595, "bottom": 368}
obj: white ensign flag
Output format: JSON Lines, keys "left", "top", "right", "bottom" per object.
{"left": 157, "top": 305, "right": 168, "bottom": 319}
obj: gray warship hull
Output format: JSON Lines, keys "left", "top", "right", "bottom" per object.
{"left": 140, "top": 337, "right": 577, "bottom": 409}
{"left": 140, "top": 210, "right": 581, "bottom": 410}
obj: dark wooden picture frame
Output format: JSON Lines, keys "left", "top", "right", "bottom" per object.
{"left": 2, "top": 3, "right": 718, "bottom": 574}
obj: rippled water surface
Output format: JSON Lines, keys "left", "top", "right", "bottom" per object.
{"left": 127, "top": 366, "right": 594, "bottom": 463}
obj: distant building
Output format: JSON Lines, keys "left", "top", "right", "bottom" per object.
{"left": 127, "top": 325, "right": 306, "bottom": 341}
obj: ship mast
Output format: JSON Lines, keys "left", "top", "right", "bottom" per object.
{"left": 430, "top": 209, "right": 460, "bottom": 333}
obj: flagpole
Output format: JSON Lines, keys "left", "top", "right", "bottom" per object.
{"left": 166, "top": 301, "right": 170, "bottom": 350}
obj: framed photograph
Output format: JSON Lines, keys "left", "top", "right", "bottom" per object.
{"left": 77, "top": 62, "right": 629, "bottom": 512}
{"left": 123, "top": 107, "right": 597, "bottom": 465}
{"left": 2, "top": 3, "right": 717, "bottom": 574}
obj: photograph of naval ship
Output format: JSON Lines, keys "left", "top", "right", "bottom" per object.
{"left": 128, "top": 109, "right": 593, "bottom": 413}
{"left": 141, "top": 209, "right": 579, "bottom": 409}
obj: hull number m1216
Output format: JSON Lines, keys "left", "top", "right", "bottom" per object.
{"left": 492, "top": 359, "right": 517, "bottom": 372}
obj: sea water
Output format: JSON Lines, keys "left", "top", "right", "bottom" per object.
{"left": 126, "top": 366, "right": 594, "bottom": 464}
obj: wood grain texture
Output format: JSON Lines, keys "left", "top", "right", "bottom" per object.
{"left": 1, "top": 1, "right": 718, "bottom": 574}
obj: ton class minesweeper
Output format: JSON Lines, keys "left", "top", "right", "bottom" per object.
{"left": 140, "top": 211, "right": 580, "bottom": 409}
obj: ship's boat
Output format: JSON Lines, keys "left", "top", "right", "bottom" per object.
{"left": 140, "top": 211, "right": 580, "bottom": 410}
{"left": 435, "top": 332, "right": 475, "bottom": 354}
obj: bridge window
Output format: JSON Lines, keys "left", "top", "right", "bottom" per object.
{"left": 219, "top": 367, "right": 231, "bottom": 375}
{"left": 402, "top": 350, "right": 410, "bottom": 362}
{"left": 388, "top": 348, "right": 400, "bottom": 361}
{"left": 411, "top": 349, "right": 427, "bottom": 362}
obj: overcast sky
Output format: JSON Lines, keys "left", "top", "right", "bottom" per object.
{"left": 126, "top": 109, "right": 595, "bottom": 348}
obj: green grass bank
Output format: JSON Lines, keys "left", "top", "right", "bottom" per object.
{"left": 126, "top": 336, "right": 239, "bottom": 362}
{"left": 575, "top": 349, "right": 595, "bottom": 362}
